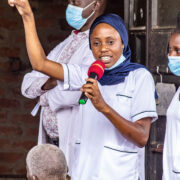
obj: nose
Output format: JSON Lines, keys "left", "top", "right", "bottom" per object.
{"left": 101, "top": 43, "right": 108, "bottom": 52}
{"left": 169, "top": 50, "right": 177, "bottom": 56}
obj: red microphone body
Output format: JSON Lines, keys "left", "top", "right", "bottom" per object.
{"left": 79, "top": 60, "right": 105, "bottom": 104}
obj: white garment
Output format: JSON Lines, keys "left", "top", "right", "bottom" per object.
{"left": 21, "top": 30, "right": 94, "bottom": 175}
{"left": 138, "top": 147, "right": 145, "bottom": 180}
{"left": 163, "top": 86, "right": 180, "bottom": 180}
{"left": 156, "top": 82, "right": 176, "bottom": 116}
{"left": 62, "top": 64, "right": 158, "bottom": 180}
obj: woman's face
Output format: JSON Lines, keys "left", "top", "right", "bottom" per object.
{"left": 90, "top": 23, "right": 124, "bottom": 68}
{"left": 169, "top": 33, "right": 180, "bottom": 56}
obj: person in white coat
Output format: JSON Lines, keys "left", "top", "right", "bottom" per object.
{"left": 163, "top": 12, "right": 180, "bottom": 180}
{"left": 18, "top": 0, "right": 106, "bottom": 177}
{"left": 7, "top": 0, "right": 157, "bottom": 177}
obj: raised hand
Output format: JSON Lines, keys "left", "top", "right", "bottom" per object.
{"left": 7, "top": 0, "right": 65, "bottom": 81}
{"left": 8, "top": 0, "right": 33, "bottom": 18}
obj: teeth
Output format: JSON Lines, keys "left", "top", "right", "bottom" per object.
{"left": 101, "top": 56, "right": 110, "bottom": 61}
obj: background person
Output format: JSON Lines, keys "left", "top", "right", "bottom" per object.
{"left": 8, "top": 0, "right": 157, "bottom": 177}
{"left": 163, "top": 12, "right": 180, "bottom": 180}
{"left": 26, "top": 144, "right": 67, "bottom": 180}
{"left": 19, "top": 0, "right": 106, "bottom": 177}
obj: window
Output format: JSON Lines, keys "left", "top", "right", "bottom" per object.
{"left": 152, "top": 0, "right": 180, "bottom": 28}
{"left": 129, "top": 0, "right": 146, "bottom": 28}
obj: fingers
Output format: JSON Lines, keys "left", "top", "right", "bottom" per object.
{"left": 84, "top": 88, "right": 93, "bottom": 96}
{"left": 8, "top": 0, "right": 32, "bottom": 17}
{"left": 85, "top": 91, "right": 93, "bottom": 99}
{"left": 86, "top": 78, "right": 96, "bottom": 84}
{"left": 81, "top": 78, "right": 99, "bottom": 99}
{"left": 8, "top": 0, "right": 15, "bottom": 7}
{"left": 81, "top": 85, "right": 93, "bottom": 97}
{"left": 81, "top": 82, "right": 95, "bottom": 94}
{"left": 8, "top": 0, "right": 25, "bottom": 8}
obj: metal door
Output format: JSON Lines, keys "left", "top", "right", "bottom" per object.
{"left": 124, "top": 0, "right": 180, "bottom": 179}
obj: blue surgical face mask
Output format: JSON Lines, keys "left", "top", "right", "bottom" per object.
{"left": 66, "top": 1, "right": 95, "bottom": 30}
{"left": 105, "top": 55, "right": 126, "bottom": 70}
{"left": 168, "top": 55, "right": 180, "bottom": 76}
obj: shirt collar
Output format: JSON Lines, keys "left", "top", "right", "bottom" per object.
{"left": 72, "top": 29, "right": 89, "bottom": 38}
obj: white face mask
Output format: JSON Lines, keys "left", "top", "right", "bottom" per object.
{"left": 66, "top": 1, "right": 96, "bottom": 30}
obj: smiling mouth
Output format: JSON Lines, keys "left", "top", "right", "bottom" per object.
{"left": 100, "top": 56, "right": 112, "bottom": 63}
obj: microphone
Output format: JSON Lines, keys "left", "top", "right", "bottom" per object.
{"left": 79, "top": 60, "right": 105, "bottom": 105}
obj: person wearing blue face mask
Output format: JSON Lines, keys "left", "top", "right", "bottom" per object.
{"left": 66, "top": 0, "right": 107, "bottom": 31}
{"left": 167, "top": 39, "right": 180, "bottom": 76}
{"left": 163, "top": 12, "right": 180, "bottom": 180}
{"left": 66, "top": 0, "right": 96, "bottom": 30}
{"left": 8, "top": 0, "right": 106, "bottom": 179}
{"left": 7, "top": 0, "right": 158, "bottom": 177}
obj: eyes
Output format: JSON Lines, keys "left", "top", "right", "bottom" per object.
{"left": 168, "top": 46, "right": 180, "bottom": 56}
{"left": 92, "top": 39, "right": 115, "bottom": 47}
{"left": 69, "top": 0, "right": 81, "bottom": 6}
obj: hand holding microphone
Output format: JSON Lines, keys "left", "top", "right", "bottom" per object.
{"left": 79, "top": 60, "right": 105, "bottom": 105}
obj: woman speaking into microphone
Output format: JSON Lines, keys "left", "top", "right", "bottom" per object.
{"left": 8, "top": 0, "right": 157, "bottom": 179}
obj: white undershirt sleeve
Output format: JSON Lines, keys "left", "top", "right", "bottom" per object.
{"left": 62, "top": 63, "right": 89, "bottom": 91}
